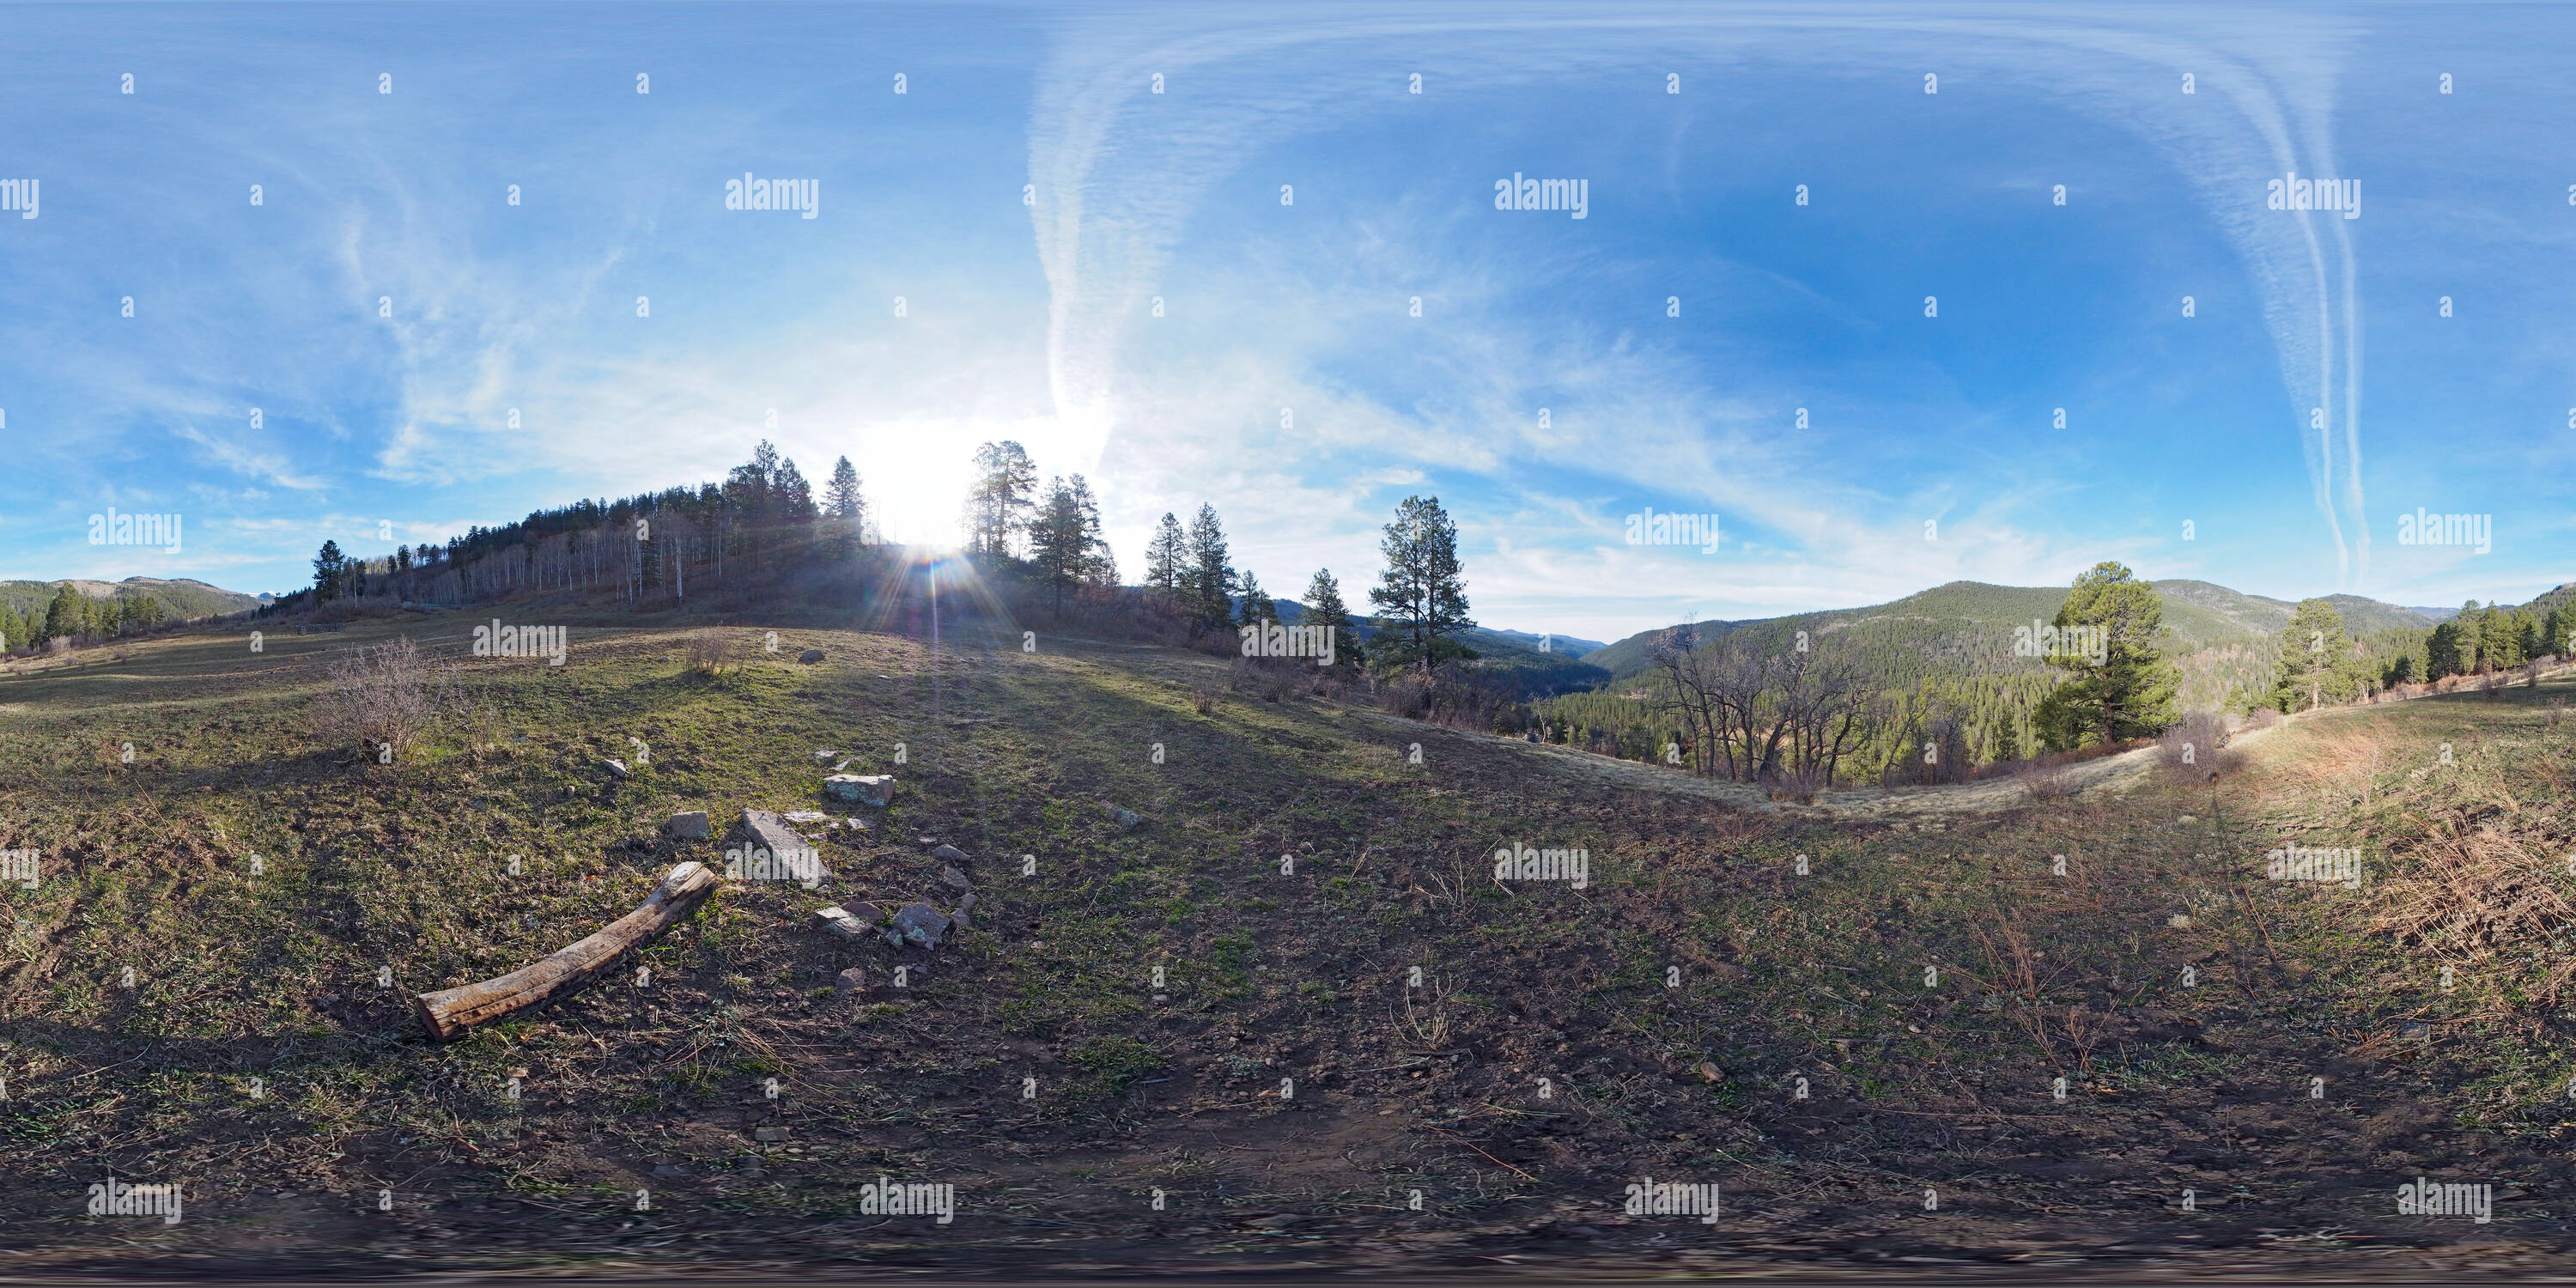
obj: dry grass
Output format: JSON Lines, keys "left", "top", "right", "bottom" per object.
{"left": 2367, "top": 825, "right": 2576, "bottom": 1012}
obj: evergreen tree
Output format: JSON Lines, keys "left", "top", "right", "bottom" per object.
{"left": 965, "top": 440, "right": 1037, "bottom": 560}
{"left": 772, "top": 456, "right": 816, "bottom": 522}
{"left": 44, "top": 584, "right": 86, "bottom": 642}
{"left": 1236, "top": 571, "right": 1275, "bottom": 624}
{"left": 313, "top": 540, "right": 348, "bottom": 600}
{"left": 1185, "top": 503, "right": 1236, "bottom": 631}
{"left": 1027, "top": 473, "right": 1112, "bottom": 615}
{"left": 2032, "top": 561, "right": 2178, "bottom": 749}
{"left": 2270, "top": 598, "right": 2355, "bottom": 711}
{"left": 1145, "top": 513, "right": 1188, "bottom": 602}
{"left": 823, "top": 455, "right": 866, "bottom": 552}
{"left": 1302, "top": 568, "right": 1364, "bottom": 671}
{"left": 1368, "top": 495, "right": 1475, "bottom": 671}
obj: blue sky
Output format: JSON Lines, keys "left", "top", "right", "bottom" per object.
{"left": 2, "top": 2, "right": 2570, "bottom": 641}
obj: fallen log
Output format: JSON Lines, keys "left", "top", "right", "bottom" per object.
{"left": 415, "top": 861, "right": 718, "bottom": 1042}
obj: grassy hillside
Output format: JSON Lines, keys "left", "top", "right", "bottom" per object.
{"left": 0, "top": 614, "right": 2571, "bottom": 1274}
{"left": 0, "top": 577, "right": 261, "bottom": 625}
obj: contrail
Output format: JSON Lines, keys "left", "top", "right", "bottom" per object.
{"left": 1028, "top": 3, "right": 2366, "bottom": 581}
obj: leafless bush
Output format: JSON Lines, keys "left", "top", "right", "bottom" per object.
{"left": 684, "top": 629, "right": 740, "bottom": 675}
{"left": 314, "top": 636, "right": 459, "bottom": 760}
{"left": 1382, "top": 677, "right": 1433, "bottom": 720}
{"left": 2019, "top": 752, "right": 2075, "bottom": 801}
{"left": 2158, "top": 711, "right": 2228, "bottom": 781}
{"left": 1765, "top": 762, "right": 1829, "bottom": 804}
{"left": 1189, "top": 671, "right": 1224, "bottom": 716}
{"left": 2549, "top": 696, "right": 2566, "bottom": 729}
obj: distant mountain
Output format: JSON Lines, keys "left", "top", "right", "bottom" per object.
{"left": 0, "top": 576, "right": 262, "bottom": 624}
{"left": 1252, "top": 598, "right": 1608, "bottom": 694}
{"left": 1584, "top": 579, "right": 2444, "bottom": 686}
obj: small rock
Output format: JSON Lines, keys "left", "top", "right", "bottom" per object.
{"left": 958, "top": 892, "right": 976, "bottom": 911}
{"left": 2177, "top": 815, "right": 2198, "bottom": 825}
{"left": 844, "top": 817, "right": 869, "bottom": 831}
{"left": 832, "top": 760, "right": 851, "bottom": 772}
{"left": 1693, "top": 1060, "right": 1721, "bottom": 1082}
{"left": 841, "top": 902, "right": 885, "bottom": 923}
{"left": 834, "top": 967, "right": 867, "bottom": 995}
{"left": 2168, "top": 914, "right": 2192, "bottom": 929}
{"left": 917, "top": 835, "right": 940, "bottom": 847}
{"left": 1106, "top": 803, "right": 1142, "bottom": 829}
{"left": 931, "top": 844, "right": 969, "bottom": 863}
{"left": 816, "top": 750, "right": 838, "bottom": 760}
{"left": 799, "top": 648, "right": 824, "bottom": 664}
{"left": 651, "top": 1164, "right": 687, "bottom": 1178}
{"left": 824, "top": 774, "right": 894, "bottom": 806}
{"left": 753, "top": 1127, "right": 789, "bottom": 1143}
{"left": 785, "top": 810, "right": 829, "bottom": 824}
{"left": 602, "top": 758, "right": 631, "bottom": 780}
{"left": 890, "top": 902, "right": 948, "bottom": 950}
{"left": 668, "top": 811, "right": 712, "bottom": 840}
{"left": 814, "top": 906, "right": 869, "bottom": 940}
{"left": 941, "top": 866, "right": 971, "bottom": 890}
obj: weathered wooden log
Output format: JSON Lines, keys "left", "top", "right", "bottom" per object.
{"left": 415, "top": 861, "right": 718, "bottom": 1042}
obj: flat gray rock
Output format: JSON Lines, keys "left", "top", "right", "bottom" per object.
{"left": 824, "top": 774, "right": 894, "bottom": 806}
{"left": 667, "top": 811, "right": 711, "bottom": 840}
{"left": 889, "top": 902, "right": 948, "bottom": 950}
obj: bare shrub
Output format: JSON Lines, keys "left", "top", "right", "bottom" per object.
{"left": 1382, "top": 677, "right": 1433, "bottom": 720}
{"left": 1189, "top": 671, "right": 1224, "bottom": 716}
{"left": 2549, "top": 696, "right": 2566, "bottom": 729}
{"left": 2018, "top": 752, "right": 2075, "bottom": 802}
{"left": 2481, "top": 671, "right": 2503, "bottom": 699}
{"left": 315, "top": 636, "right": 459, "bottom": 760}
{"left": 2157, "top": 711, "right": 2228, "bottom": 781}
{"left": 684, "top": 629, "right": 740, "bottom": 676}
{"left": 1765, "top": 762, "right": 1829, "bottom": 804}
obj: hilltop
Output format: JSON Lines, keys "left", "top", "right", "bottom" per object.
{"left": 0, "top": 576, "right": 262, "bottom": 625}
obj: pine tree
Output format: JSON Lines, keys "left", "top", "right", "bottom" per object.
{"left": 823, "top": 456, "right": 866, "bottom": 549}
{"left": 1027, "top": 474, "right": 1112, "bottom": 615}
{"left": 1368, "top": 495, "right": 1474, "bottom": 671}
{"left": 2032, "top": 561, "right": 2178, "bottom": 749}
{"left": 1236, "top": 571, "right": 1274, "bottom": 624}
{"left": 313, "top": 540, "right": 347, "bottom": 600}
{"left": 1186, "top": 503, "right": 1235, "bottom": 631}
{"left": 1303, "top": 568, "right": 1363, "bottom": 671}
{"left": 44, "top": 584, "right": 86, "bottom": 642}
{"left": 2270, "top": 598, "right": 2354, "bottom": 711}
{"left": 1145, "top": 513, "right": 1188, "bottom": 602}
{"left": 772, "top": 457, "right": 816, "bottom": 522}
{"left": 966, "top": 441, "right": 1038, "bottom": 560}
